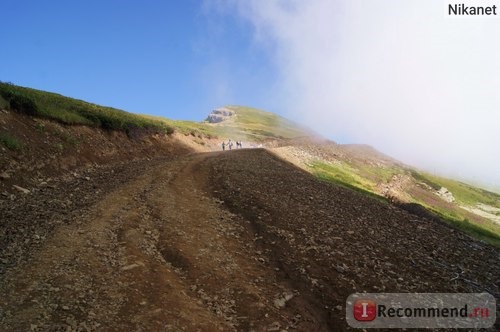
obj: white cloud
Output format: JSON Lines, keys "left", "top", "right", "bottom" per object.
{"left": 211, "top": 0, "right": 500, "bottom": 188}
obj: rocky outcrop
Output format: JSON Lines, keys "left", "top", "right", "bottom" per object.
{"left": 436, "top": 187, "right": 455, "bottom": 203}
{"left": 205, "top": 108, "right": 235, "bottom": 123}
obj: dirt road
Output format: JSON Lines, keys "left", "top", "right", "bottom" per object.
{"left": 1, "top": 150, "right": 498, "bottom": 331}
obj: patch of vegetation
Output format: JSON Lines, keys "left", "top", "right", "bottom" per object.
{"left": 0, "top": 132, "right": 22, "bottom": 151}
{"left": 142, "top": 116, "right": 217, "bottom": 139}
{"left": 55, "top": 143, "right": 64, "bottom": 152}
{"left": 311, "top": 160, "right": 499, "bottom": 246}
{"left": 8, "top": 92, "right": 39, "bottom": 115}
{"left": 409, "top": 169, "right": 441, "bottom": 190}
{"left": 52, "top": 129, "right": 80, "bottom": 146}
{"left": 0, "top": 82, "right": 174, "bottom": 135}
{"left": 310, "top": 161, "right": 389, "bottom": 204}
{"left": 406, "top": 197, "right": 499, "bottom": 247}
{"left": 358, "top": 165, "right": 400, "bottom": 184}
{"left": 432, "top": 207, "right": 499, "bottom": 247}
{"left": 0, "top": 94, "right": 9, "bottom": 109}
{"left": 410, "top": 169, "right": 500, "bottom": 208}
{"left": 34, "top": 122, "right": 45, "bottom": 133}
{"left": 310, "top": 161, "right": 375, "bottom": 192}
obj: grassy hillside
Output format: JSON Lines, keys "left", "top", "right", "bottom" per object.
{"left": 146, "top": 105, "right": 311, "bottom": 142}
{"left": 411, "top": 171, "right": 500, "bottom": 208}
{"left": 2, "top": 82, "right": 497, "bottom": 246}
{"left": 0, "top": 83, "right": 309, "bottom": 143}
{"left": 309, "top": 160, "right": 500, "bottom": 247}
{"left": 204, "top": 106, "right": 310, "bottom": 141}
{"left": 0, "top": 82, "right": 173, "bottom": 135}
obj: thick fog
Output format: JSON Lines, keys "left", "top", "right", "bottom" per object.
{"left": 211, "top": 0, "right": 500, "bottom": 189}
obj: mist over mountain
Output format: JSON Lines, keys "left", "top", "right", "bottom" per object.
{"left": 206, "top": 0, "right": 500, "bottom": 189}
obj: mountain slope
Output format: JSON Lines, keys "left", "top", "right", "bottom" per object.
{"left": 0, "top": 82, "right": 173, "bottom": 134}
{"left": 206, "top": 105, "right": 311, "bottom": 141}
{"left": 1, "top": 82, "right": 498, "bottom": 245}
{"left": 1, "top": 149, "right": 498, "bottom": 331}
{"left": 0, "top": 83, "right": 499, "bottom": 330}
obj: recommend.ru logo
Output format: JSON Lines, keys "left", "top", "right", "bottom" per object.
{"left": 346, "top": 293, "right": 496, "bottom": 329}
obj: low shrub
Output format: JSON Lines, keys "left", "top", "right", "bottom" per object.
{"left": 0, "top": 132, "right": 22, "bottom": 151}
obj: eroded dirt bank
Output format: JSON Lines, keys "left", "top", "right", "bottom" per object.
{"left": 0, "top": 149, "right": 498, "bottom": 331}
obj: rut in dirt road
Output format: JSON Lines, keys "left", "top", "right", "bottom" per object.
{"left": 0, "top": 149, "right": 498, "bottom": 331}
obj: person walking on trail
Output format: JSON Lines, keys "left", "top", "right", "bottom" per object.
{"left": 222, "top": 141, "right": 226, "bottom": 151}
{"left": 228, "top": 139, "right": 233, "bottom": 150}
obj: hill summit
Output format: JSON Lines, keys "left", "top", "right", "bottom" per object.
{"left": 205, "top": 107, "right": 235, "bottom": 123}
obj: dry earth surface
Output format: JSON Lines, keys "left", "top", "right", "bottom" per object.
{"left": 0, "top": 149, "right": 499, "bottom": 331}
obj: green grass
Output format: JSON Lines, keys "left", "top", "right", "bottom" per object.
{"left": 421, "top": 203, "right": 500, "bottom": 247}
{"left": 52, "top": 129, "right": 81, "bottom": 146}
{"left": 0, "top": 83, "right": 308, "bottom": 142}
{"left": 409, "top": 169, "right": 441, "bottom": 190}
{"left": 205, "top": 106, "right": 310, "bottom": 141}
{"left": 357, "top": 164, "right": 401, "bottom": 184}
{"left": 0, "top": 94, "right": 9, "bottom": 109}
{"left": 0, "top": 132, "right": 22, "bottom": 151}
{"left": 310, "top": 161, "right": 389, "bottom": 203}
{"left": 34, "top": 122, "right": 45, "bottom": 133}
{"left": 144, "top": 116, "right": 218, "bottom": 138}
{"left": 310, "top": 160, "right": 500, "bottom": 247}
{"left": 409, "top": 169, "right": 500, "bottom": 208}
{"left": 0, "top": 82, "right": 174, "bottom": 135}
{"left": 145, "top": 105, "right": 310, "bottom": 142}
{"left": 310, "top": 161, "right": 376, "bottom": 192}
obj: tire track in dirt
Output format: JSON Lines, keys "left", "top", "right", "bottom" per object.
{"left": 1, "top": 149, "right": 498, "bottom": 331}
{"left": 0, "top": 152, "right": 325, "bottom": 331}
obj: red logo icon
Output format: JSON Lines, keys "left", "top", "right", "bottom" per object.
{"left": 353, "top": 299, "right": 377, "bottom": 321}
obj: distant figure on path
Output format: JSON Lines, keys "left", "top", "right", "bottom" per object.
{"left": 228, "top": 139, "right": 233, "bottom": 150}
{"left": 222, "top": 141, "right": 226, "bottom": 151}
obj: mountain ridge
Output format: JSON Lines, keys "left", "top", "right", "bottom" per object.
{"left": 1, "top": 82, "right": 498, "bottom": 246}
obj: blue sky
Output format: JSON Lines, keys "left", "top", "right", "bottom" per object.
{"left": 0, "top": 0, "right": 275, "bottom": 121}
{"left": 1, "top": 1, "right": 499, "bottom": 187}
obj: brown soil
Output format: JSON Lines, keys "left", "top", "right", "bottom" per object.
{"left": 1, "top": 147, "right": 498, "bottom": 331}
{"left": 0, "top": 110, "right": 194, "bottom": 194}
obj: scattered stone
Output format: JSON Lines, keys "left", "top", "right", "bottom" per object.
{"left": 12, "top": 185, "right": 30, "bottom": 194}
{"left": 121, "top": 261, "right": 144, "bottom": 271}
{"left": 273, "top": 291, "right": 294, "bottom": 309}
{"left": 121, "top": 263, "right": 140, "bottom": 271}
{"left": 0, "top": 172, "right": 10, "bottom": 180}
{"left": 267, "top": 321, "right": 281, "bottom": 331}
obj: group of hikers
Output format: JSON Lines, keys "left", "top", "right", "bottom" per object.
{"left": 221, "top": 139, "right": 242, "bottom": 151}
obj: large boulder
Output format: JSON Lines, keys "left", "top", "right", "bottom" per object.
{"left": 436, "top": 187, "right": 455, "bottom": 203}
{"left": 205, "top": 108, "right": 235, "bottom": 123}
